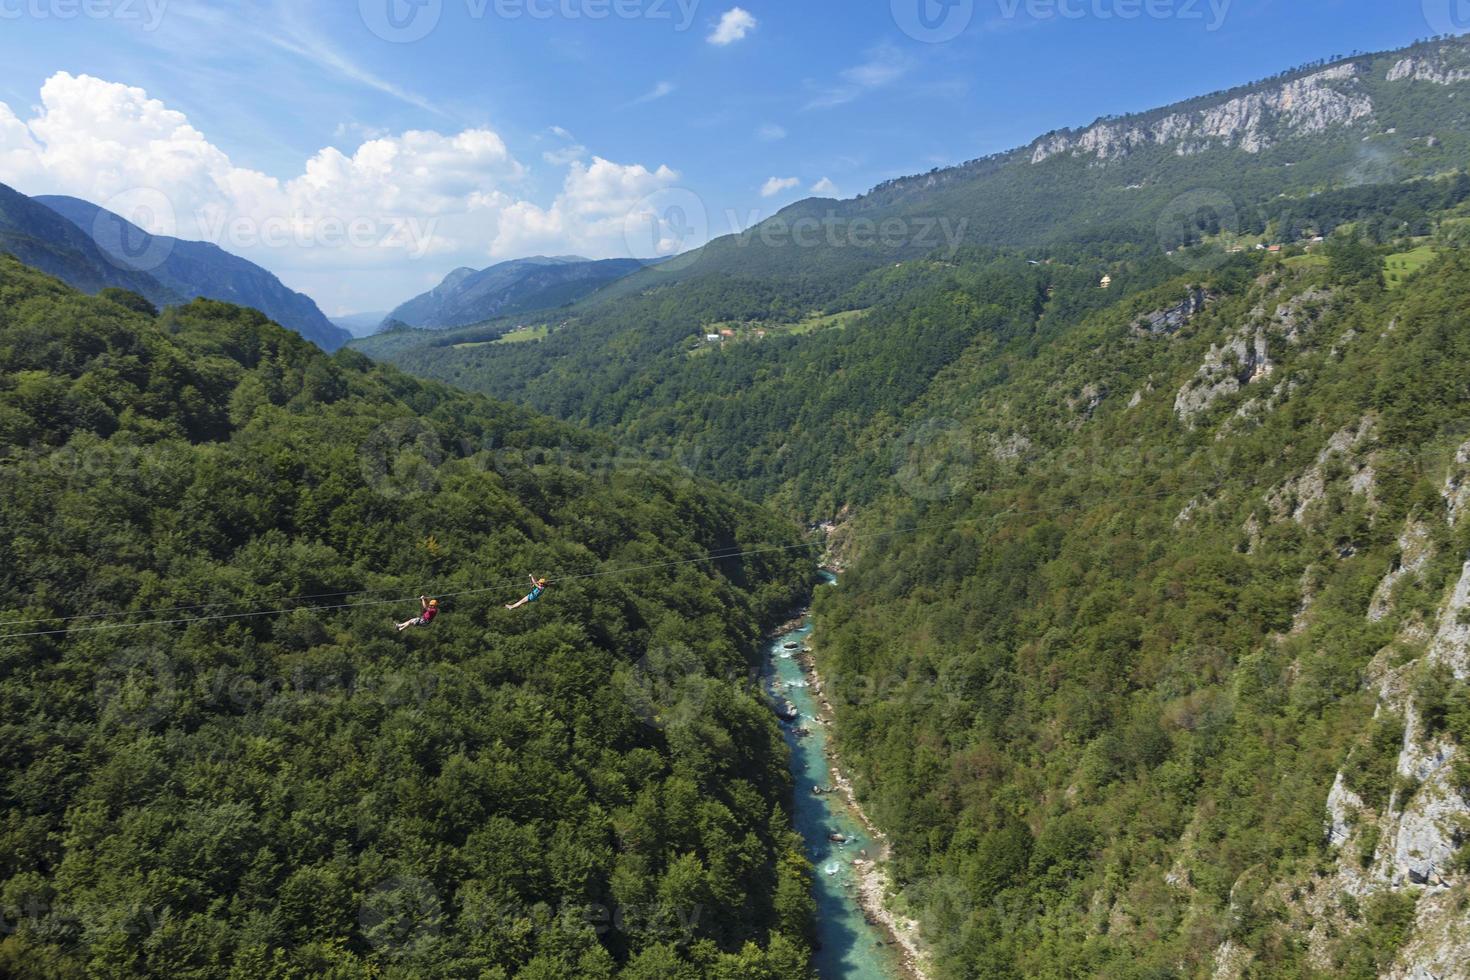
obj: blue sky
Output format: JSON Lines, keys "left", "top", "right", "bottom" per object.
{"left": 0, "top": 0, "right": 1454, "bottom": 313}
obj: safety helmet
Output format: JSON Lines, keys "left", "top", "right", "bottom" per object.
{"left": 429, "top": 599, "right": 439, "bottom": 606}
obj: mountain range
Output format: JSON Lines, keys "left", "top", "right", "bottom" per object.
{"left": 566, "top": 38, "right": 1470, "bottom": 309}
{"left": 5, "top": 31, "right": 1470, "bottom": 980}
{"left": 381, "top": 255, "right": 655, "bottom": 331}
{"left": 36, "top": 195, "right": 351, "bottom": 351}
{"left": 342, "top": 34, "right": 1470, "bottom": 978}
{"left": 0, "top": 181, "right": 182, "bottom": 310}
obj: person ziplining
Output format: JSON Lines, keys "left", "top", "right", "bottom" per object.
{"left": 1, "top": 480, "right": 1236, "bottom": 644}
{"left": 396, "top": 596, "right": 439, "bottom": 632}
{"left": 506, "top": 575, "right": 549, "bottom": 610}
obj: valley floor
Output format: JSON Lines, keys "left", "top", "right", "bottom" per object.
{"left": 783, "top": 614, "right": 932, "bottom": 980}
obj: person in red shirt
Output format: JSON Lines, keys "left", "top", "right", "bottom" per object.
{"left": 396, "top": 596, "right": 439, "bottom": 632}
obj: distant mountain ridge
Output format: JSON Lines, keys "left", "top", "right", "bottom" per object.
{"left": 0, "top": 182, "right": 179, "bottom": 309}
{"left": 383, "top": 254, "right": 653, "bottom": 330}
{"left": 329, "top": 310, "right": 390, "bottom": 338}
{"left": 578, "top": 36, "right": 1470, "bottom": 311}
{"left": 37, "top": 195, "right": 350, "bottom": 351}
{"left": 858, "top": 38, "right": 1470, "bottom": 215}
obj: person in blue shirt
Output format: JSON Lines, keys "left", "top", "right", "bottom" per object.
{"left": 506, "top": 575, "right": 549, "bottom": 610}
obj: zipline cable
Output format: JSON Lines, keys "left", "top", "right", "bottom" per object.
{"left": 0, "top": 474, "right": 1245, "bottom": 641}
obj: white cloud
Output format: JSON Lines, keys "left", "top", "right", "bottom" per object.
{"left": 629, "top": 81, "right": 677, "bottom": 106}
{"left": 756, "top": 123, "right": 787, "bottom": 142}
{"left": 542, "top": 126, "right": 588, "bottom": 166}
{"left": 0, "top": 72, "right": 684, "bottom": 310}
{"left": 806, "top": 45, "right": 913, "bottom": 110}
{"left": 761, "top": 176, "right": 800, "bottom": 198}
{"left": 811, "top": 177, "right": 840, "bottom": 196}
{"left": 708, "top": 7, "right": 757, "bottom": 46}
{"left": 491, "top": 157, "right": 682, "bottom": 259}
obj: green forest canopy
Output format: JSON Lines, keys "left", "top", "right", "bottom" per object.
{"left": 0, "top": 256, "right": 821, "bottom": 979}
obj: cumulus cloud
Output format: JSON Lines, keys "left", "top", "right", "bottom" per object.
{"left": 708, "top": 7, "right": 757, "bottom": 46}
{"left": 811, "top": 177, "right": 840, "bottom": 196}
{"left": 0, "top": 72, "right": 684, "bottom": 309}
{"left": 761, "top": 176, "right": 800, "bottom": 198}
{"left": 489, "top": 157, "right": 682, "bottom": 259}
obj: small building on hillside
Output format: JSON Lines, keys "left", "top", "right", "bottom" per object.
{"left": 1099, "top": 275, "right": 1113, "bottom": 289}
{"left": 705, "top": 333, "right": 722, "bottom": 343}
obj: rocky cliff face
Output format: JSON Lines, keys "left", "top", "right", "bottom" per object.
{"left": 1032, "top": 61, "right": 1391, "bottom": 164}
{"left": 1134, "top": 287, "right": 1207, "bottom": 337}
{"left": 1301, "top": 514, "right": 1470, "bottom": 977}
{"left": 1160, "top": 271, "right": 1470, "bottom": 978}
{"left": 1387, "top": 55, "right": 1470, "bottom": 86}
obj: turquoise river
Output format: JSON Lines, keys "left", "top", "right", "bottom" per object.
{"left": 766, "top": 574, "right": 907, "bottom": 979}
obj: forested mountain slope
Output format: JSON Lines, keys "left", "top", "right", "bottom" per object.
{"left": 0, "top": 182, "right": 179, "bottom": 311}
{"left": 814, "top": 246, "right": 1470, "bottom": 977}
{"left": 362, "top": 246, "right": 1190, "bottom": 517}
{"left": 0, "top": 256, "right": 819, "bottom": 978}
{"left": 361, "top": 168, "right": 1470, "bottom": 521}
{"left": 579, "top": 37, "right": 1470, "bottom": 310}
{"left": 383, "top": 257, "right": 653, "bottom": 332}
{"left": 352, "top": 32, "right": 1470, "bottom": 517}
{"left": 37, "top": 195, "right": 352, "bottom": 352}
